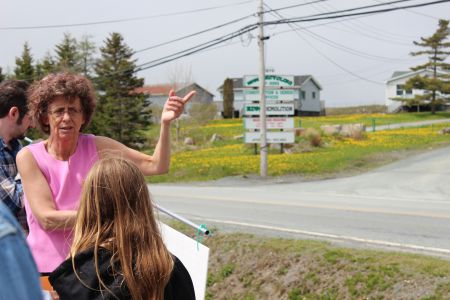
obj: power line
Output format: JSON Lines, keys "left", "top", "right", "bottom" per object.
{"left": 133, "top": 14, "right": 254, "bottom": 55}
{"left": 264, "top": 0, "right": 450, "bottom": 26}
{"left": 134, "top": 25, "right": 258, "bottom": 72}
{"left": 372, "top": 0, "right": 440, "bottom": 20}
{"left": 319, "top": 1, "right": 419, "bottom": 40}
{"left": 0, "top": 0, "right": 255, "bottom": 30}
{"left": 311, "top": 1, "right": 416, "bottom": 44}
{"left": 265, "top": 0, "right": 416, "bottom": 20}
{"left": 263, "top": 3, "right": 384, "bottom": 85}
{"left": 15, "top": 0, "right": 444, "bottom": 81}
{"left": 134, "top": 0, "right": 447, "bottom": 73}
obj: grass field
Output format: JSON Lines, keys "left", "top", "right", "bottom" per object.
{"left": 167, "top": 221, "right": 450, "bottom": 300}
{"left": 146, "top": 112, "right": 450, "bottom": 183}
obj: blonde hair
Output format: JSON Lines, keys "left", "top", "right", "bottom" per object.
{"left": 71, "top": 158, "right": 173, "bottom": 300}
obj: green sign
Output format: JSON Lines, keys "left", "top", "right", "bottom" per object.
{"left": 243, "top": 75, "right": 295, "bottom": 87}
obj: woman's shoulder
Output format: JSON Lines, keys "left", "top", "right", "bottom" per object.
{"left": 164, "top": 255, "right": 196, "bottom": 300}
{"left": 17, "top": 141, "right": 44, "bottom": 165}
{"left": 49, "top": 248, "right": 124, "bottom": 299}
{"left": 21, "top": 139, "right": 45, "bottom": 153}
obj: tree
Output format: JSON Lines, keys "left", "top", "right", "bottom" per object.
{"left": 55, "top": 33, "right": 80, "bottom": 72}
{"left": 93, "top": 32, "right": 150, "bottom": 147}
{"left": 188, "top": 103, "right": 217, "bottom": 125}
{"left": 77, "top": 34, "right": 97, "bottom": 77}
{"left": 222, "top": 78, "right": 234, "bottom": 118}
{"left": 0, "top": 67, "right": 5, "bottom": 83}
{"left": 395, "top": 19, "right": 450, "bottom": 114}
{"left": 35, "top": 52, "right": 56, "bottom": 79}
{"left": 14, "top": 42, "right": 35, "bottom": 83}
{"left": 167, "top": 64, "right": 193, "bottom": 144}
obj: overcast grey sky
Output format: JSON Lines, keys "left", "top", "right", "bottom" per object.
{"left": 1, "top": 0, "right": 449, "bottom": 107}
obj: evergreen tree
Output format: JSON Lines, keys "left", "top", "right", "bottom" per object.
{"left": 223, "top": 78, "right": 234, "bottom": 118}
{"left": 93, "top": 32, "right": 149, "bottom": 147}
{"left": 77, "top": 34, "right": 96, "bottom": 77}
{"left": 395, "top": 19, "right": 450, "bottom": 114}
{"left": 35, "top": 52, "right": 56, "bottom": 79}
{"left": 55, "top": 33, "right": 80, "bottom": 72}
{"left": 14, "top": 42, "right": 35, "bottom": 83}
{"left": 0, "top": 67, "right": 5, "bottom": 83}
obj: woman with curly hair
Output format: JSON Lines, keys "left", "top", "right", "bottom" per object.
{"left": 17, "top": 72, "right": 195, "bottom": 273}
{"left": 49, "top": 158, "right": 195, "bottom": 300}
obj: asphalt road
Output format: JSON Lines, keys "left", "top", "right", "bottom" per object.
{"left": 151, "top": 146, "right": 450, "bottom": 258}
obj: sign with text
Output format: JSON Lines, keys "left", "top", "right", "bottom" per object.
{"left": 244, "top": 117, "right": 294, "bottom": 130}
{"left": 244, "top": 103, "right": 295, "bottom": 116}
{"left": 244, "top": 75, "right": 295, "bottom": 87}
{"left": 243, "top": 89, "right": 296, "bottom": 101}
{"left": 245, "top": 131, "right": 295, "bottom": 143}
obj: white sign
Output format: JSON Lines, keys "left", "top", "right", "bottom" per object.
{"left": 243, "top": 75, "right": 295, "bottom": 87}
{"left": 244, "top": 89, "right": 296, "bottom": 101}
{"left": 245, "top": 131, "right": 295, "bottom": 143}
{"left": 160, "top": 223, "right": 209, "bottom": 300}
{"left": 244, "top": 103, "right": 295, "bottom": 116}
{"left": 244, "top": 117, "right": 294, "bottom": 129}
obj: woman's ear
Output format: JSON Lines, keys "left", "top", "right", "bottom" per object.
{"left": 42, "top": 114, "right": 49, "bottom": 125}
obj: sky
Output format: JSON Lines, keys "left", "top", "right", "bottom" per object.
{"left": 1, "top": 0, "right": 449, "bottom": 107}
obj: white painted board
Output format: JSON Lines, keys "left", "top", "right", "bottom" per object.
{"left": 244, "top": 103, "right": 295, "bottom": 116}
{"left": 243, "top": 89, "right": 296, "bottom": 101}
{"left": 243, "top": 75, "right": 295, "bottom": 87}
{"left": 244, "top": 131, "right": 295, "bottom": 143}
{"left": 160, "top": 223, "right": 209, "bottom": 300}
{"left": 244, "top": 117, "right": 294, "bottom": 129}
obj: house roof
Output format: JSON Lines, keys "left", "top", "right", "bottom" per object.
{"left": 178, "top": 83, "right": 215, "bottom": 97}
{"left": 135, "top": 84, "right": 175, "bottom": 96}
{"left": 217, "top": 75, "right": 322, "bottom": 90}
{"left": 390, "top": 71, "right": 410, "bottom": 78}
{"left": 136, "top": 82, "right": 214, "bottom": 97}
{"left": 387, "top": 69, "right": 450, "bottom": 83}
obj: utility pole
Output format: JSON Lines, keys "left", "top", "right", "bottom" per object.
{"left": 258, "top": 0, "right": 268, "bottom": 177}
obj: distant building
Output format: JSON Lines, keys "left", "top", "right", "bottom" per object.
{"left": 216, "top": 75, "right": 323, "bottom": 117}
{"left": 385, "top": 69, "right": 450, "bottom": 112}
{"left": 136, "top": 82, "right": 215, "bottom": 114}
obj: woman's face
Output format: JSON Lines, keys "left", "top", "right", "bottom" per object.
{"left": 45, "top": 96, "right": 85, "bottom": 140}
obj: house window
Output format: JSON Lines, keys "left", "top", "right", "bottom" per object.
{"left": 300, "top": 91, "right": 306, "bottom": 100}
{"left": 397, "top": 84, "right": 412, "bottom": 96}
{"left": 312, "top": 91, "right": 316, "bottom": 99}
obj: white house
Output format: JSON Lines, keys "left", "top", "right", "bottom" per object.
{"left": 385, "top": 69, "right": 450, "bottom": 112}
{"left": 216, "top": 75, "right": 323, "bottom": 117}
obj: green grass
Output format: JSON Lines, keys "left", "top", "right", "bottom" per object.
{"left": 146, "top": 118, "right": 450, "bottom": 183}
{"left": 147, "top": 112, "right": 450, "bottom": 143}
{"left": 165, "top": 220, "right": 450, "bottom": 300}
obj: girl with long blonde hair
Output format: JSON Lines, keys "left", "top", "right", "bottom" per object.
{"left": 49, "top": 158, "right": 195, "bottom": 300}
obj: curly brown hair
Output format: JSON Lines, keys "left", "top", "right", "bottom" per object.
{"left": 28, "top": 72, "right": 96, "bottom": 134}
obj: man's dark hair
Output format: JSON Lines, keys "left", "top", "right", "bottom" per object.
{"left": 0, "top": 80, "right": 29, "bottom": 121}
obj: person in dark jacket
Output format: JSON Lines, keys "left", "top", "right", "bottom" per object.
{"left": 49, "top": 158, "right": 195, "bottom": 300}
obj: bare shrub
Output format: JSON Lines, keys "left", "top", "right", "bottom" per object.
{"left": 349, "top": 130, "right": 366, "bottom": 140}
{"left": 303, "top": 128, "right": 322, "bottom": 147}
{"left": 188, "top": 103, "right": 217, "bottom": 125}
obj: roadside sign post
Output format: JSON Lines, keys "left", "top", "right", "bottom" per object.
{"left": 257, "top": 0, "right": 267, "bottom": 177}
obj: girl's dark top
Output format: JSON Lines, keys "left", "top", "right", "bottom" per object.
{"left": 49, "top": 248, "right": 195, "bottom": 300}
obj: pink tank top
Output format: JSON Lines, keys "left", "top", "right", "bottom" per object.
{"left": 24, "top": 134, "right": 98, "bottom": 273}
